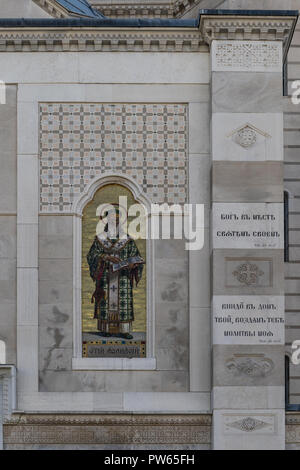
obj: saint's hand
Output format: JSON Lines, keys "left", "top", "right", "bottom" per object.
{"left": 107, "top": 255, "right": 121, "bottom": 264}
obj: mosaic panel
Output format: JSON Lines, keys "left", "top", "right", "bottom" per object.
{"left": 81, "top": 184, "right": 147, "bottom": 357}
{"left": 40, "top": 103, "right": 187, "bottom": 212}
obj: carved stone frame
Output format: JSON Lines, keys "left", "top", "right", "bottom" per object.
{"left": 16, "top": 83, "right": 211, "bottom": 413}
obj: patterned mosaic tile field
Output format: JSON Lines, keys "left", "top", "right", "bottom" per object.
{"left": 40, "top": 103, "right": 187, "bottom": 212}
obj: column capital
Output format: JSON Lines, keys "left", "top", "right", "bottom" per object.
{"left": 199, "top": 9, "right": 298, "bottom": 62}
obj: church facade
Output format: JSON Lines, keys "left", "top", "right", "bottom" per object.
{"left": 1, "top": 0, "right": 300, "bottom": 450}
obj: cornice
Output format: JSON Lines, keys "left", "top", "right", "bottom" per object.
{"left": 0, "top": 28, "right": 206, "bottom": 52}
{"left": 34, "top": 0, "right": 205, "bottom": 19}
{"left": 0, "top": 12, "right": 296, "bottom": 55}
{"left": 91, "top": 0, "right": 202, "bottom": 19}
{"left": 199, "top": 14, "right": 298, "bottom": 61}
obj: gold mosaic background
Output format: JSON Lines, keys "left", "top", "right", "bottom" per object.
{"left": 82, "top": 184, "right": 146, "bottom": 332}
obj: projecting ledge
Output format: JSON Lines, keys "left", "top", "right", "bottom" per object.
{"left": 72, "top": 357, "right": 157, "bottom": 371}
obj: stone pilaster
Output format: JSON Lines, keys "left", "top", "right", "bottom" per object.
{"left": 200, "top": 11, "right": 298, "bottom": 450}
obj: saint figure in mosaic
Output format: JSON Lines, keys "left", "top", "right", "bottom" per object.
{"left": 87, "top": 204, "right": 144, "bottom": 339}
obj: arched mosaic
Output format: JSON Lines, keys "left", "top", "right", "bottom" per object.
{"left": 81, "top": 183, "right": 147, "bottom": 358}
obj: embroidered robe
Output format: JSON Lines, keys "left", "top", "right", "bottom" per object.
{"left": 87, "top": 233, "right": 144, "bottom": 333}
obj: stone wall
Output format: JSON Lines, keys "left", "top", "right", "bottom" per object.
{"left": 36, "top": 94, "right": 206, "bottom": 394}
{"left": 183, "top": 0, "right": 300, "bottom": 423}
{"left": 1, "top": 2, "right": 300, "bottom": 450}
{"left": 0, "top": 44, "right": 211, "bottom": 411}
{"left": 38, "top": 216, "right": 190, "bottom": 393}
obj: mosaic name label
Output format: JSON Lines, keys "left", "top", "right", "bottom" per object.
{"left": 213, "top": 295, "right": 285, "bottom": 345}
{"left": 213, "top": 203, "right": 283, "bottom": 249}
{"left": 83, "top": 341, "right": 146, "bottom": 358}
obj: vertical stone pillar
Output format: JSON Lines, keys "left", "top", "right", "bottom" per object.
{"left": 17, "top": 98, "right": 39, "bottom": 397}
{"left": 200, "top": 11, "right": 298, "bottom": 450}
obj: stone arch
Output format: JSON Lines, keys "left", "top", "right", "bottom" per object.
{"left": 72, "top": 172, "right": 152, "bottom": 216}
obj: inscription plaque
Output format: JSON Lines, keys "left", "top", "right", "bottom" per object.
{"left": 83, "top": 340, "right": 146, "bottom": 358}
{"left": 213, "top": 203, "right": 283, "bottom": 249}
{"left": 213, "top": 295, "right": 284, "bottom": 345}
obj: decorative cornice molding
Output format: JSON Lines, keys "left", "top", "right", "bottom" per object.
{"left": 4, "top": 413, "right": 212, "bottom": 425}
{"left": 199, "top": 15, "right": 298, "bottom": 61}
{"left": 0, "top": 28, "right": 206, "bottom": 52}
{"left": 95, "top": 2, "right": 174, "bottom": 19}
{"left": 91, "top": 0, "right": 202, "bottom": 19}
{"left": 0, "top": 13, "right": 296, "bottom": 55}
{"left": 34, "top": 0, "right": 205, "bottom": 19}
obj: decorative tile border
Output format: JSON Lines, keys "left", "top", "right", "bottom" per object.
{"left": 3, "top": 413, "right": 212, "bottom": 445}
{"left": 4, "top": 413, "right": 212, "bottom": 425}
{"left": 40, "top": 103, "right": 187, "bottom": 212}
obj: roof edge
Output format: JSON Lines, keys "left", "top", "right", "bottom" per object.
{"left": 0, "top": 9, "right": 298, "bottom": 29}
{"left": 198, "top": 9, "right": 299, "bottom": 17}
{"left": 0, "top": 17, "right": 197, "bottom": 28}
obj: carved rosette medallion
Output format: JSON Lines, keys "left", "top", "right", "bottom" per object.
{"left": 225, "top": 355, "right": 274, "bottom": 378}
{"left": 235, "top": 125, "right": 257, "bottom": 148}
{"left": 227, "top": 122, "right": 271, "bottom": 151}
{"left": 233, "top": 261, "right": 264, "bottom": 286}
{"left": 227, "top": 417, "right": 269, "bottom": 433}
